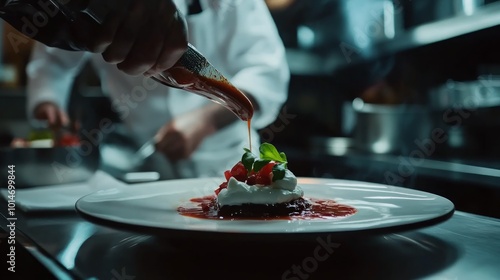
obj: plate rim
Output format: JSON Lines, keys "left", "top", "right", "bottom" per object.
{"left": 75, "top": 177, "right": 455, "bottom": 239}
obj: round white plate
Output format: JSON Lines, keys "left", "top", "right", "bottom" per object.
{"left": 75, "top": 178, "right": 454, "bottom": 238}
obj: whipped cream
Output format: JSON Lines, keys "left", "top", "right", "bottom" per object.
{"left": 216, "top": 169, "right": 303, "bottom": 206}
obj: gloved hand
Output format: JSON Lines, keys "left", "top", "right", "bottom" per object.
{"left": 0, "top": 0, "right": 188, "bottom": 76}
{"left": 73, "top": 0, "right": 188, "bottom": 76}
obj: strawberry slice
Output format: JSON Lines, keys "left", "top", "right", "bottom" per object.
{"left": 258, "top": 162, "right": 276, "bottom": 177}
{"left": 224, "top": 170, "right": 232, "bottom": 181}
{"left": 246, "top": 173, "right": 257, "bottom": 185}
{"left": 254, "top": 162, "right": 275, "bottom": 185}
{"left": 217, "top": 160, "right": 279, "bottom": 193}
{"left": 230, "top": 161, "right": 247, "bottom": 182}
{"left": 255, "top": 173, "right": 272, "bottom": 185}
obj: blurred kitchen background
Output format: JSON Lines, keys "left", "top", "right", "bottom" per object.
{"left": 1, "top": 0, "right": 500, "bottom": 217}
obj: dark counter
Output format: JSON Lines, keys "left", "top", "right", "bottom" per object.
{"left": 1, "top": 194, "right": 499, "bottom": 280}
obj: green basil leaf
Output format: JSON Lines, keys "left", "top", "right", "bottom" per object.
{"left": 253, "top": 159, "right": 270, "bottom": 172}
{"left": 241, "top": 151, "right": 256, "bottom": 172}
{"left": 260, "top": 143, "right": 286, "bottom": 163}
{"left": 272, "top": 163, "right": 286, "bottom": 181}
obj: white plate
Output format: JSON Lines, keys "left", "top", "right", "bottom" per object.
{"left": 75, "top": 178, "right": 454, "bottom": 238}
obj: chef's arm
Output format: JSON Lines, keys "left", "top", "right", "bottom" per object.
{"left": 32, "top": 102, "right": 69, "bottom": 130}
{"left": 218, "top": 0, "right": 289, "bottom": 130}
{"left": 26, "top": 43, "right": 90, "bottom": 129}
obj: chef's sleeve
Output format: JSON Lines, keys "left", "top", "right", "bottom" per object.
{"left": 218, "top": 0, "right": 290, "bottom": 129}
{"left": 26, "top": 43, "right": 91, "bottom": 121}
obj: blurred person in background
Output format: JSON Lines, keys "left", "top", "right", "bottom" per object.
{"left": 25, "top": 0, "right": 289, "bottom": 179}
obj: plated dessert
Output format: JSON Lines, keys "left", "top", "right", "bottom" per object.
{"left": 178, "top": 143, "right": 357, "bottom": 220}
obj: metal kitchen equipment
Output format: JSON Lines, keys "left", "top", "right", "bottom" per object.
{"left": 98, "top": 132, "right": 178, "bottom": 183}
{"left": 406, "top": 0, "right": 488, "bottom": 27}
{"left": 339, "top": 0, "right": 404, "bottom": 57}
{"left": 429, "top": 77, "right": 500, "bottom": 110}
{"left": 427, "top": 77, "right": 500, "bottom": 156}
{"left": 351, "top": 98, "right": 432, "bottom": 154}
{"left": 0, "top": 146, "right": 99, "bottom": 187}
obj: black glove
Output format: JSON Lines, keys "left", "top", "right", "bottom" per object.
{"left": 0, "top": 0, "right": 105, "bottom": 51}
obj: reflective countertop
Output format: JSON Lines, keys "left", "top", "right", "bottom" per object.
{"left": 1, "top": 196, "right": 499, "bottom": 279}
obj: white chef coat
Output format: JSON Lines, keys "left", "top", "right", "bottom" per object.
{"left": 26, "top": 0, "right": 289, "bottom": 178}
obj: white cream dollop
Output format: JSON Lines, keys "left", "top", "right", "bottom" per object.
{"left": 216, "top": 169, "right": 303, "bottom": 206}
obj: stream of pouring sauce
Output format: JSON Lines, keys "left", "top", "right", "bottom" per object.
{"left": 155, "top": 66, "right": 254, "bottom": 151}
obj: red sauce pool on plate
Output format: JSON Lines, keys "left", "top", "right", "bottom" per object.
{"left": 177, "top": 196, "right": 357, "bottom": 220}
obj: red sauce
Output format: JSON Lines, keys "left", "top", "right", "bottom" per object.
{"left": 158, "top": 65, "right": 254, "bottom": 121}
{"left": 247, "top": 119, "right": 252, "bottom": 152}
{"left": 154, "top": 54, "right": 254, "bottom": 150}
{"left": 177, "top": 196, "right": 357, "bottom": 221}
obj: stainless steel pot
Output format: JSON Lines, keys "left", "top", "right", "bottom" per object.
{"left": 351, "top": 98, "right": 433, "bottom": 154}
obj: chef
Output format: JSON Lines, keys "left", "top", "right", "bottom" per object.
{"left": 26, "top": 0, "right": 290, "bottom": 179}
